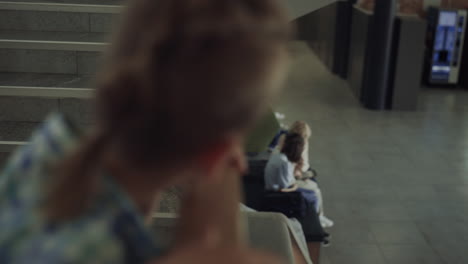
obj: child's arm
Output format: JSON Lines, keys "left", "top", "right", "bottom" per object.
{"left": 281, "top": 183, "right": 298, "bottom": 192}
{"left": 294, "top": 159, "right": 304, "bottom": 179}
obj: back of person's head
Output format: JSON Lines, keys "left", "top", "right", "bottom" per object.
{"left": 289, "top": 121, "right": 311, "bottom": 139}
{"left": 281, "top": 133, "right": 304, "bottom": 163}
{"left": 97, "top": 0, "right": 291, "bottom": 167}
{"left": 46, "top": 0, "right": 291, "bottom": 221}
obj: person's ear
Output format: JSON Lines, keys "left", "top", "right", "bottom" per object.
{"left": 197, "top": 135, "right": 246, "bottom": 182}
{"left": 228, "top": 137, "right": 248, "bottom": 175}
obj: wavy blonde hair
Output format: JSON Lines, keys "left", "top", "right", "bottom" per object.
{"left": 289, "top": 121, "right": 311, "bottom": 139}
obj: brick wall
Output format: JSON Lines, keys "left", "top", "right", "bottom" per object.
{"left": 356, "top": 0, "right": 468, "bottom": 17}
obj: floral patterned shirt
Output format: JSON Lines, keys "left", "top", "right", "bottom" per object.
{"left": 0, "top": 113, "right": 160, "bottom": 263}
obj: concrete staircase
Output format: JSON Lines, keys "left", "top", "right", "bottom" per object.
{"left": 0, "top": 0, "right": 122, "bottom": 165}
{"left": 0, "top": 0, "right": 339, "bottom": 166}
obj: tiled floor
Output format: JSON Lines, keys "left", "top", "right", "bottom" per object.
{"left": 276, "top": 42, "right": 468, "bottom": 264}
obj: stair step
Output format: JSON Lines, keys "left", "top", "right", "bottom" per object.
{"left": 0, "top": 73, "right": 94, "bottom": 88}
{"left": 0, "top": 2, "right": 120, "bottom": 33}
{"left": 0, "top": 73, "right": 94, "bottom": 124}
{"left": 0, "top": 120, "right": 90, "bottom": 147}
{"left": 0, "top": 86, "right": 91, "bottom": 98}
{"left": 0, "top": 75, "right": 92, "bottom": 123}
{"left": 0, "top": 32, "right": 104, "bottom": 73}
{"left": 0, "top": 121, "right": 41, "bottom": 141}
{"left": 0, "top": 115, "right": 91, "bottom": 142}
{"left": 0, "top": 82, "right": 93, "bottom": 142}
{"left": 0, "top": 1, "right": 122, "bottom": 12}
{"left": 0, "top": 31, "right": 109, "bottom": 43}
{"left": 0, "top": 141, "right": 26, "bottom": 151}
{"left": 0, "top": 31, "right": 109, "bottom": 51}
{"left": 5, "top": 0, "right": 122, "bottom": 5}
{"left": 0, "top": 50, "right": 98, "bottom": 74}
{"left": 0, "top": 50, "right": 100, "bottom": 74}
{"left": 0, "top": 96, "right": 93, "bottom": 123}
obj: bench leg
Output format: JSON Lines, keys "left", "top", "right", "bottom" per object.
{"left": 307, "top": 242, "right": 321, "bottom": 264}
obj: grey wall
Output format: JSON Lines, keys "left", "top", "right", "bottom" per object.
{"left": 296, "top": 2, "right": 338, "bottom": 70}
{"left": 287, "top": 0, "right": 339, "bottom": 20}
{"left": 390, "top": 16, "right": 427, "bottom": 110}
{"left": 347, "top": 7, "right": 372, "bottom": 100}
{"left": 295, "top": 0, "right": 352, "bottom": 78}
{"left": 333, "top": 1, "right": 354, "bottom": 78}
{"left": 461, "top": 27, "right": 468, "bottom": 88}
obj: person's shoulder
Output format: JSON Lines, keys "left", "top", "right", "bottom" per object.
{"left": 276, "top": 153, "right": 289, "bottom": 163}
{"left": 270, "top": 152, "right": 286, "bottom": 159}
{"left": 61, "top": 228, "right": 124, "bottom": 263}
{"left": 268, "top": 153, "right": 287, "bottom": 164}
{"left": 269, "top": 153, "right": 290, "bottom": 170}
{"left": 2, "top": 219, "right": 124, "bottom": 264}
{"left": 46, "top": 208, "right": 156, "bottom": 264}
{"left": 103, "top": 179, "right": 161, "bottom": 263}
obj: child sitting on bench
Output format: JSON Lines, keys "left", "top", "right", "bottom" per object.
{"left": 267, "top": 127, "right": 334, "bottom": 228}
{"left": 264, "top": 133, "right": 318, "bottom": 210}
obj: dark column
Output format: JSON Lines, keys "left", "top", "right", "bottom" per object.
{"left": 361, "top": 0, "right": 397, "bottom": 110}
{"left": 333, "top": 0, "right": 354, "bottom": 78}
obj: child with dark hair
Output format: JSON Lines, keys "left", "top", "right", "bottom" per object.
{"left": 264, "top": 133, "right": 318, "bottom": 209}
{"left": 265, "top": 132, "right": 334, "bottom": 228}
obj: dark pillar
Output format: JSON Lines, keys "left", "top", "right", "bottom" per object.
{"left": 361, "top": 0, "right": 397, "bottom": 110}
{"left": 333, "top": 1, "right": 353, "bottom": 78}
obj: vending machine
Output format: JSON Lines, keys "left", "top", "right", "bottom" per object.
{"left": 425, "top": 7, "right": 467, "bottom": 85}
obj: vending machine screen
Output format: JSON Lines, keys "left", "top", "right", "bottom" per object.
{"left": 431, "top": 11, "right": 458, "bottom": 81}
{"left": 439, "top": 11, "right": 457, "bottom": 26}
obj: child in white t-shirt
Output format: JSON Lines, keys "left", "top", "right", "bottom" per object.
{"left": 276, "top": 121, "right": 334, "bottom": 228}
{"left": 265, "top": 133, "right": 319, "bottom": 212}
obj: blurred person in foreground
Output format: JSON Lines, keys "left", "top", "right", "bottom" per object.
{"left": 0, "top": 0, "right": 291, "bottom": 263}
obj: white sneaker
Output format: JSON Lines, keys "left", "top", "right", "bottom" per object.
{"left": 320, "top": 215, "right": 334, "bottom": 228}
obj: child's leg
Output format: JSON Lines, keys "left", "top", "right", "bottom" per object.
{"left": 296, "top": 180, "right": 323, "bottom": 214}
{"left": 297, "top": 180, "right": 333, "bottom": 228}
{"left": 296, "top": 188, "right": 319, "bottom": 212}
{"left": 296, "top": 179, "right": 319, "bottom": 192}
{"left": 314, "top": 187, "right": 324, "bottom": 215}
